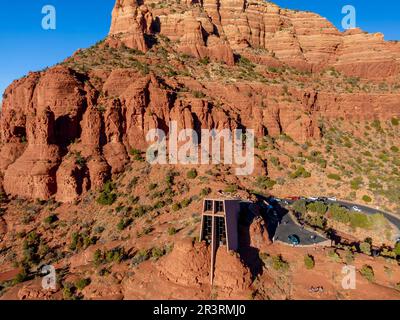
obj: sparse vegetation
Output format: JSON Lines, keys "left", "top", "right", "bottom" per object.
{"left": 186, "top": 169, "right": 198, "bottom": 179}
{"left": 360, "top": 265, "right": 375, "bottom": 282}
{"left": 304, "top": 254, "right": 315, "bottom": 269}
{"left": 97, "top": 181, "right": 117, "bottom": 205}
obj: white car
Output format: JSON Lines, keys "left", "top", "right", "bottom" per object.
{"left": 351, "top": 206, "right": 362, "bottom": 212}
{"left": 328, "top": 197, "right": 337, "bottom": 201}
{"left": 308, "top": 197, "right": 318, "bottom": 201}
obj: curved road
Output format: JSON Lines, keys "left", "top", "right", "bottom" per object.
{"left": 276, "top": 197, "right": 400, "bottom": 242}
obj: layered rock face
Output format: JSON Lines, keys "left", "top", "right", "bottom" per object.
{"left": 109, "top": 0, "right": 400, "bottom": 78}
{"left": 0, "top": 0, "right": 400, "bottom": 202}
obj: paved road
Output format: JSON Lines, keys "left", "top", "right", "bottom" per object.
{"left": 262, "top": 197, "right": 329, "bottom": 246}
{"left": 274, "top": 197, "right": 400, "bottom": 242}
{"left": 273, "top": 213, "right": 328, "bottom": 245}
{"left": 333, "top": 200, "right": 400, "bottom": 232}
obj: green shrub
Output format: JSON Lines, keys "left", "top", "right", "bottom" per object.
{"left": 186, "top": 169, "right": 198, "bottom": 179}
{"left": 200, "top": 187, "right": 211, "bottom": 197}
{"left": 359, "top": 242, "right": 371, "bottom": 255}
{"left": 344, "top": 250, "right": 355, "bottom": 264}
{"left": 391, "top": 117, "right": 399, "bottom": 126}
{"left": 362, "top": 195, "right": 372, "bottom": 203}
{"left": 151, "top": 247, "right": 165, "bottom": 260}
{"left": 327, "top": 249, "right": 341, "bottom": 263}
{"left": 329, "top": 204, "right": 351, "bottom": 224}
{"left": 256, "top": 176, "right": 276, "bottom": 189}
{"left": 350, "top": 177, "right": 363, "bottom": 190}
{"left": 224, "top": 185, "right": 238, "bottom": 193}
{"left": 290, "top": 166, "right": 311, "bottom": 179}
{"left": 271, "top": 255, "right": 289, "bottom": 271}
{"left": 304, "top": 254, "right": 315, "bottom": 269}
{"left": 117, "top": 218, "right": 133, "bottom": 231}
{"left": 130, "top": 148, "right": 144, "bottom": 161}
{"left": 131, "top": 249, "right": 150, "bottom": 266}
{"left": 307, "top": 201, "right": 327, "bottom": 215}
{"left": 148, "top": 183, "right": 158, "bottom": 191}
{"left": 43, "top": 214, "right": 58, "bottom": 225}
{"left": 97, "top": 181, "right": 117, "bottom": 205}
{"left": 12, "top": 269, "right": 28, "bottom": 285}
{"left": 75, "top": 278, "right": 91, "bottom": 290}
{"left": 74, "top": 152, "right": 86, "bottom": 168}
{"left": 327, "top": 173, "right": 341, "bottom": 181}
{"left": 69, "top": 232, "right": 97, "bottom": 252}
{"left": 391, "top": 146, "right": 399, "bottom": 153}
{"left": 180, "top": 198, "right": 192, "bottom": 208}
{"left": 133, "top": 205, "right": 151, "bottom": 218}
{"left": 360, "top": 265, "right": 374, "bottom": 282}
{"left": 193, "top": 91, "right": 206, "bottom": 99}
{"left": 292, "top": 199, "right": 307, "bottom": 214}
{"left": 394, "top": 242, "right": 400, "bottom": 257}
{"left": 167, "top": 227, "right": 177, "bottom": 236}
{"left": 172, "top": 203, "right": 181, "bottom": 211}
{"left": 199, "top": 56, "right": 210, "bottom": 65}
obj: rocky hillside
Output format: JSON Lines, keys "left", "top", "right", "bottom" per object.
{"left": 1, "top": 0, "right": 400, "bottom": 203}
{"left": 1, "top": 0, "right": 400, "bottom": 301}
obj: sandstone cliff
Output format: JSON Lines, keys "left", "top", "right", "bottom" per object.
{"left": 1, "top": 0, "right": 399, "bottom": 202}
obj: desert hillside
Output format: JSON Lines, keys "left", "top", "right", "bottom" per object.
{"left": 0, "top": 0, "right": 399, "bottom": 300}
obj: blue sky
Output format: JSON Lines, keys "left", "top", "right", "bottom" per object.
{"left": 0, "top": 0, "right": 399, "bottom": 98}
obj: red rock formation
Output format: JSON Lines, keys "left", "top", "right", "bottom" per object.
{"left": 1, "top": 0, "right": 400, "bottom": 202}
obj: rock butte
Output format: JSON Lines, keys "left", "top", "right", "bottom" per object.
{"left": 1, "top": 0, "right": 400, "bottom": 202}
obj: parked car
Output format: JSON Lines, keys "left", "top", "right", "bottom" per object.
{"left": 288, "top": 234, "right": 300, "bottom": 246}
{"left": 308, "top": 197, "right": 318, "bottom": 201}
{"left": 351, "top": 206, "right": 362, "bottom": 212}
{"left": 327, "top": 197, "right": 337, "bottom": 201}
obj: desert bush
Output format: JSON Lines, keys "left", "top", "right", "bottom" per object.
{"left": 200, "top": 187, "right": 211, "bottom": 197}
{"left": 362, "top": 195, "right": 372, "bottom": 203}
{"left": 394, "top": 242, "right": 400, "bottom": 257}
{"left": 256, "top": 176, "right": 276, "bottom": 189}
{"left": 292, "top": 199, "right": 307, "bottom": 214}
{"left": 117, "top": 218, "right": 133, "bottom": 231}
{"left": 172, "top": 203, "right": 181, "bottom": 211}
{"left": 167, "top": 227, "right": 177, "bottom": 236}
{"left": 97, "top": 181, "right": 117, "bottom": 205}
{"left": 307, "top": 201, "right": 327, "bottom": 215}
{"left": 360, "top": 265, "right": 374, "bottom": 282}
{"left": 75, "top": 278, "right": 91, "bottom": 290}
{"left": 271, "top": 255, "right": 289, "bottom": 271}
{"left": 290, "top": 166, "right": 311, "bottom": 179}
{"left": 327, "top": 173, "right": 341, "bottom": 181}
{"left": 304, "top": 254, "right": 315, "bottom": 269}
{"left": 148, "top": 183, "right": 158, "bottom": 191}
{"left": 74, "top": 152, "right": 86, "bottom": 168}
{"left": 359, "top": 242, "right": 372, "bottom": 255}
{"left": 151, "top": 247, "right": 166, "bottom": 260}
{"left": 327, "top": 249, "right": 341, "bottom": 263}
{"left": 131, "top": 249, "right": 150, "bottom": 266}
{"left": 129, "top": 148, "right": 144, "bottom": 161}
{"left": 43, "top": 214, "right": 58, "bottom": 225}
{"left": 186, "top": 169, "right": 198, "bottom": 179}
{"left": 180, "top": 198, "right": 192, "bottom": 208}
{"left": 350, "top": 177, "right": 363, "bottom": 190}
